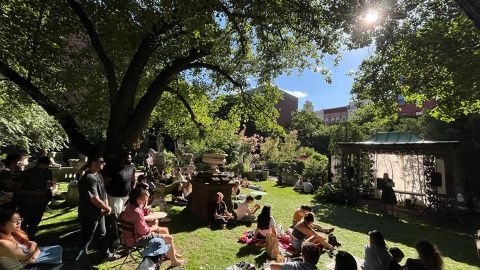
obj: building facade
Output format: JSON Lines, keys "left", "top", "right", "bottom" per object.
{"left": 316, "top": 101, "right": 358, "bottom": 125}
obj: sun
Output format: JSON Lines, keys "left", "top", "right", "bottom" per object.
{"left": 364, "top": 10, "right": 380, "bottom": 24}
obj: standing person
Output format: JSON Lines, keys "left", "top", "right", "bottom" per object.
{"left": 77, "top": 155, "right": 115, "bottom": 260}
{"left": 0, "top": 154, "right": 22, "bottom": 192}
{"left": 103, "top": 153, "right": 136, "bottom": 250}
{"left": 0, "top": 154, "right": 22, "bottom": 210}
{"left": 405, "top": 240, "right": 443, "bottom": 270}
{"left": 236, "top": 195, "right": 260, "bottom": 223}
{"left": 104, "top": 153, "right": 136, "bottom": 215}
{"left": 15, "top": 157, "right": 53, "bottom": 240}
{"left": 362, "top": 230, "right": 392, "bottom": 270}
{"left": 381, "top": 173, "right": 397, "bottom": 215}
{"left": 269, "top": 242, "right": 320, "bottom": 270}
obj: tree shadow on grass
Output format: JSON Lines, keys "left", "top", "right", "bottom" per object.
{"left": 166, "top": 208, "right": 209, "bottom": 234}
{"left": 37, "top": 219, "right": 81, "bottom": 247}
{"left": 236, "top": 244, "right": 263, "bottom": 258}
{"left": 310, "top": 201, "right": 478, "bottom": 267}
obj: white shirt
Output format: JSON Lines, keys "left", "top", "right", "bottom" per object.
{"left": 236, "top": 202, "right": 252, "bottom": 220}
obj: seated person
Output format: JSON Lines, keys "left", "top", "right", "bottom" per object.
{"left": 293, "top": 178, "right": 303, "bottom": 191}
{"left": 302, "top": 180, "right": 314, "bottom": 194}
{"left": 334, "top": 251, "right": 357, "bottom": 270}
{"left": 172, "top": 168, "right": 185, "bottom": 183}
{"left": 405, "top": 240, "right": 443, "bottom": 270}
{"left": 232, "top": 180, "right": 241, "bottom": 197}
{"left": 389, "top": 247, "right": 405, "bottom": 270}
{"left": 236, "top": 195, "right": 260, "bottom": 223}
{"left": 252, "top": 205, "right": 276, "bottom": 241}
{"left": 270, "top": 242, "right": 320, "bottom": 270}
{"left": 211, "top": 192, "right": 234, "bottom": 227}
{"left": 291, "top": 213, "right": 333, "bottom": 252}
{"left": 241, "top": 179, "right": 263, "bottom": 191}
{"left": 182, "top": 181, "right": 192, "bottom": 199}
{"left": 362, "top": 230, "right": 392, "bottom": 270}
{"left": 292, "top": 206, "right": 334, "bottom": 234}
{"left": 0, "top": 210, "right": 62, "bottom": 270}
{"left": 120, "top": 186, "right": 185, "bottom": 267}
{"left": 136, "top": 174, "right": 156, "bottom": 193}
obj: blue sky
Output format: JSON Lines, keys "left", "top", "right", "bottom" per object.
{"left": 274, "top": 48, "right": 373, "bottom": 111}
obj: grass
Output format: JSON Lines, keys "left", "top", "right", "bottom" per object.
{"left": 37, "top": 180, "right": 478, "bottom": 270}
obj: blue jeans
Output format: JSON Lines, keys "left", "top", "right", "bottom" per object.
{"left": 35, "top": 246, "right": 63, "bottom": 264}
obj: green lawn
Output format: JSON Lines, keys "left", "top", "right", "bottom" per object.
{"left": 37, "top": 180, "right": 478, "bottom": 270}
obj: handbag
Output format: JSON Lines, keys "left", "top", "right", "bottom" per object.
{"left": 265, "top": 233, "right": 281, "bottom": 260}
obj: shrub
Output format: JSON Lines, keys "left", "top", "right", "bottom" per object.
{"left": 294, "top": 160, "right": 306, "bottom": 174}
{"left": 302, "top": 153, "right": 328, "bottom": 190}
{"left": 314, "top": 182, "right": 360, "bottom": 205}
{"left": 224, "top": 163, "right": 238, "bottom": 172}
{"left": 314, "top": 182, "right": 346, "bottom": 204}
{"left": 195, "top": 162, "right": 209, "bottom": 171}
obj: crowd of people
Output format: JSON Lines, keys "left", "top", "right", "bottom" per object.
{"left": 0, "top": 152, "right": 447, "bottom": 270}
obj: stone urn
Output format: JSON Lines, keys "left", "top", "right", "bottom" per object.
{"left": 202, "top": 153, "right": 227, "bottom": 173}
{"left": 68, "top": 154, "right": 87, "bottom": 171}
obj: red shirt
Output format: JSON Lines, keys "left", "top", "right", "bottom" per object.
{"left": 120, "top": 204, "right": 151, "bottom": 247}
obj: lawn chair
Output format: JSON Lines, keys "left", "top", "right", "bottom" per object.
{"left": 116, "top": 218, "right": 143, "bottom": 270}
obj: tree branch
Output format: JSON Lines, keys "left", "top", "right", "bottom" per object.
{"left": 120, "top": 47, "right": 210, "bottom": 144}
{"left": 165, "top": 87, "right": 205, "bottom": 130}
{"left": 0, "top": 59, "right": 95, "bottom": 155}
{"left": 116, "top": 21, "right": 178, "bottom": 114}
{"left": 185, "top": 62, "right": 242, "bottom": 88}
{"left": 66, "top": 0, "right": 118, "bottom": 106}
{"left": 218, "top": 2, "right": 248, "bottom": 64}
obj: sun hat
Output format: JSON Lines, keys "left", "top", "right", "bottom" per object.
{"left": 141, "top": 237, "right": 171, "bottom": 257}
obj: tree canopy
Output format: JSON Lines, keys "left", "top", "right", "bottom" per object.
{"left": 0, "top": 0, "right": 363, "bottom": 157}
{"left": 351, "top": 0, "right": 480, "bottom": 121}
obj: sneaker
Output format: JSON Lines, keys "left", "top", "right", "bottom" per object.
{"left": 104, "top": 252, "right": 121, "bottom": 261}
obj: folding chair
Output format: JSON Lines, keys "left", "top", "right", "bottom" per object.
{"left": 116, "top": 218, "right": 144, "bottom": 270}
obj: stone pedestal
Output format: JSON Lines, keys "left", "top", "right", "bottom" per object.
{"left": 188, "top": 179, "right": 234, "bottom": 221}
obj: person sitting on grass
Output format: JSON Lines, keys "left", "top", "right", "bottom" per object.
{"left": 0, "top": 209, "right": 63, "bottom": 270}
{"left": 236, "top": 195, "right": 261, "bottom": 223}
{"left": 293, "top": 178, "right": 303, "bottom": 191}
{"left": 211, "top": 192, "right": 234, "bottom": 228}
{"left": 232, "top": 180, "right": 241, "bottom": 196}
{"left": 291, "top": 212, "right": 334, "bottom": 253}
{"left": 334, "top": 251, "right": 357, "bottom": 270}
{"left": 302, "top": 180, "right": 314, "bottom": 194}
{"left": 252, "top": 205, "right": 276, "bottom": 241}
{"left": 389, "top": 247, "right": 405, "bottom": 270}
{"left": 362, "top": 230, "right": 392, "bottom": 270}
{"left": 120, "top": 186, "right": 185, "bottom": 267}
{"left": 292, "top": 206, "right": 334, "bottom": 234}
{"left": 405, "top": 240, "right": 443, "bottom": 270}
{"left": 270, "top": 242, "right": 320, "bottom": 270}
{"left": 241, "top": 179, "right": 263, "bottom": 191}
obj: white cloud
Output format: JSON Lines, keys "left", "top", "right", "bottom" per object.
{"left": 284, "top": 90, "right": 308, "bottom": 98}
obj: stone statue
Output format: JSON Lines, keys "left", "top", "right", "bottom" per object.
{"left": 48, "top": 152, "right": 62, "bottom": 168}
{"left": 174, "top": 139, "right": 194, "bottom": 166}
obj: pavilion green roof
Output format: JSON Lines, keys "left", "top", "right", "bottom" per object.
{"left": 366, "top": 132, "right": 422, "bottom": 143}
